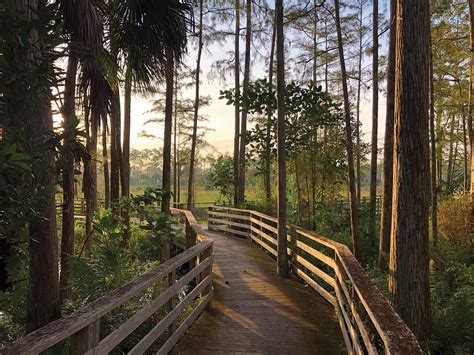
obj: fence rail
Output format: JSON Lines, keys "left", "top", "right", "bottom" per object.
{"left": 3, "top": 209, "right": 213, "bottom": 355}
{"left": 208, "top": 205, "right": 421, "bottom": 355}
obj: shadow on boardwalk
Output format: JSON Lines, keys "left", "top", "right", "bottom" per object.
{"left": 177, "top": 229, "right": 346, "bottom": 354}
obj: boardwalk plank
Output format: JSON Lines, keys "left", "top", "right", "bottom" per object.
{"left": 177, "top": 230, "right": 345, "bottom": 354}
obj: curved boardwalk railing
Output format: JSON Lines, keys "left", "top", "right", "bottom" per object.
{"left": 208, "top": 205, "right": 422, "bottom": 355}
{"left": 3, "top": 209, "right": 213, "bottom": 355}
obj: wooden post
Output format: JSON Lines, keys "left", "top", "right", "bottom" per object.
{"left": 139, "top": 204, "right": 145, "bottom": 223}
{"left": 200, "top": 244, "right": 213, "bottom": 299}
{"left": 168, "top": 270, "right": 177, "bottom": 354}
{"left": 70, "top": 320, "right": 100, "bottom": 355}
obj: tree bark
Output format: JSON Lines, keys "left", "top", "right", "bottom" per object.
{"left": 265, "top": 17, "right": 276, "bottom": 209}
{"left": 447, "top": 114, "right": 456, "bottom": 185}
{"left": 389, "top": 0, "right": 432, "bottom": 340}
{"left": 356, "top": 1, "right": 363, "bottom": 203}
{"left": 379, "top": 0, "right": 396, "bottom": 268}
{"left": 102, "top": 114, "right": 110, "bottom": 209}
{"left": 123, "top": 66, "right": 132, "bottom": 199}
{"left": 275, "top": 0, "right": 288, "bottom": 277}
{"left": 187, "top": 0, "right": 204, "bottom": 210}
{"left": 233, "top": 0, "right": 241, "bottom": 206}
{"left": 173, "top": 72, "right": 178, "bottom": 207}
{"left": 60, "top": 50, "right": 78, "bottom": 302}
{"left": 368, "top": 0, "right": 379, "bottom": 241}
{"left": 237, "top": 0, "right": 252, "bottom": 205}
{"left": 334, "top": 0, "right": 361, "bottom": 261}
{"left": 84, "top": 110, "right": 98, "bottom": 249}
{"left": 110, "top": 89, "right": 121, "bottom": 205}
{"left": 16, "top": 0, "right": 61, "bottom": 331}
{"left": 429, "top": 27, "right": 438, "bottom": 246}
{"left": 468, "top": 0, "right": 474, "bottom": 233}
{"left": 162, "top": 59, "right": 174, "bottom": 215}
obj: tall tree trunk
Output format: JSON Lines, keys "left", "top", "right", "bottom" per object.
{"left": 173, "top": 72, "right": 178, "bottom": 207}
{"left": 334, "top": 0, "right": 361, "bottom": 260}
{"left": 233, "top": 0, "right": 241, "bottom": 206}
{"left": 447, "top": 114, "right": 456, "bottom": 185}
{"left": 122, "top": 67, "right": 132, "bottom": 242}
{"left": 356, "top": 0, "right": 363, "bottom": 203}
{"left": 389, "top": 0, "right": 432, "bottom": 340}
{"left": 187, "top": 0, "right": 204, "bottom": 210}
{"left": 123, "top": 66, "right": 132, "bottom": 198}
{"left": 312, "top": 0, "right": 318, "bottom": 83}
{"left": 162, "top": 59, "right": 174, "bottom": 215}
{"left": 468, "top": 0, "right": 474, "bottom": 231}
{"left": 14, "top": 0, "right": 61, "bottom": 331}
{"left": 324, "top": 17, "right": 329, "bottom": 92}
{"left": 368, "top": 0, "right": 379, "bottom": 240}
{"left": 265, "top": 17, "right": 276, "bottom": 209}
{"left": 379, "top": 0, "right": 396, "bottom": 268}
{"left": 275, "top": 0, "right": 289, "bottom": 278}
{"left": 60, "top": 50, "right": 78, "bottom": 302}
{"left": 84, "top": 110, "right": 98, "bottom": 249}
{"left": 102, "top": 114, "right": 110, "bottom": 209}
{"left": 462, "top": 106, "right": 468, "bottom": 193}
{"left": 429, "top": 28, "right": 438, "bottom": 246}
{"left": 237, "top": 0, "right": 252, "bottom": 205}
{"left": 110, "top": 89, "right": 121, "bottom": 205}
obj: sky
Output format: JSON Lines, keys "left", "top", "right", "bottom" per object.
{"left": 127, "top": 1, "right": 389, "bottom": 155}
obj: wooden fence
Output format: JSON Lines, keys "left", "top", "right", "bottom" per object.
{"left": 208, "top": 205, "right": 421, "bottom": 355}
{"left": 3, "top": 209, "right": 213, "bottom": 355}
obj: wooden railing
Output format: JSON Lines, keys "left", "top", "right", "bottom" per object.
{"left": 208, "top": 205, "right": 421, "bottom": 355}
{"left": 4, "top": 209, "right": 213, "bottom": 355}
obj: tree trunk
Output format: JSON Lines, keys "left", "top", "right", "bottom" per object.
{"left": 187, "top": 0, "right": 204, "bottom": 210}
{"left": 312, "top": 0, "right": 318, "bottom": 83}
{"left": 162, "top": 59, "right": 174, "bottom": 215}
{"left": 462, "top": 106, "right": 468, "bottom": 193}
{"left": 356, "top": 1, "right": 363, "bottom": 203}
{"left": 265, "top": 17, "right": 276, "bottom": 209}
{"left": 379, "top": 0, "right": 396, "bottom": 268}
{"left": 110, "top": 89, "right": 121, "bottom": 205}
{"left": 173, "top": 72, "right": 178, "bottom": 207}
{"left": 237, "top": 0, "right": 252, "bottom": 206}
{"left": 334, "top": 0, "right": 361, "bottom": 261}
{"left": 447, "top": 114, "right": 456, "bottom": 185}
{"left": 275, "top": 0, "right": 288, "bottom": 277}
{"left": 429, "top": 28, "right": 438, "bottom": 246}
{"left": 468, "top": 0, "right": 474, "bottom": 231}
{"left": 123, "top": 66, "right": 132, "bottom": 199}
{"left": 16, "top": 0, "right": 61, "bottom": 331}
{"left": 233, "top": 0, "right": 241, "bottom": 206}
{"left": 84, "top": 110, "right": 98, "bottom": 249}
{"left": 368, "top": 0, "right": 379, "bottom": 241}
{"left": 60, "top": 50, "right": 78, "bottom": 302}
{"left": 102, "top": 114, "right": 110, "bottom": 209}
{"left": 389, "top": 0, "right": 432, "bottom": 340}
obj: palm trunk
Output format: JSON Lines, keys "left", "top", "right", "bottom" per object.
{"left": 110, "top": 89, "right": 121, "bottom": 205}
{"left": 102, "top": 114, "right": 110, "bottom": 209}
{"left": 389, "top": 0, "right": 432, "bottom": 339}
{"left": 275, "top": 0, "right": 288, "bottom": 277}
{"left": 468, "top": 0, "right": 474, "bottom": 229}
{"left": 379, "top": 0, "right": 397, "bottom": 267}
{"left": 162, "top": 59, "right": 174, "bottom": 215}
{"left": 429, "top": 28, "right": 438, "bottom": 246}
{"left": 237, "top": 0, "right": 252, "bottom": 205}
{"left": 60, "top": 50, "right": 78, "bottom": 302}
{"left": 187, "top": 0, "right": 204, "bottom": 210}
{"left": 122, "top": 67, "right": 132, "bottom": 242}
{"left": 368, "top": 0, "right": 379, "bottom": 240}
{"left": 334, "top": 0, "right": 361, "bottom": 260}
{"left": 233, "top": 0, "right": 241, "bottom": 206}
{"left": 84, "top": 110, "right": 98, "bottom": 249}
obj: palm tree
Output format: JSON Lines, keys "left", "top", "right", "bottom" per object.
{"left": 59, "top": 0, "right": 102, "bottom": 300}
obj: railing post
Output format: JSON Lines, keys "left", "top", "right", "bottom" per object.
{"left": 168, "top": 269, "right": 177, "bottom": 354}
{"left": 70, "top": 320, "right": 100, "bottom": 355}
{"left": 200, "top": 243, "right": 213, "bottom": 300}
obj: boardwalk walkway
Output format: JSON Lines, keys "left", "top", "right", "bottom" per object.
{"left": 177, "top": 229, "right": 345, "bottom": 354}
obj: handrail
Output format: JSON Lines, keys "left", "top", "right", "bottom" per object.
{"left": 208, "top": 205, "right": 421, "bottom": 355}
{"left": 3, "top": 209, "right": 213, "bottom": 355}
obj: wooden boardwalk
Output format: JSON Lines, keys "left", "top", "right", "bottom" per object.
{"left": 177, "top": 230, "right": 345, "bottom": 354}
